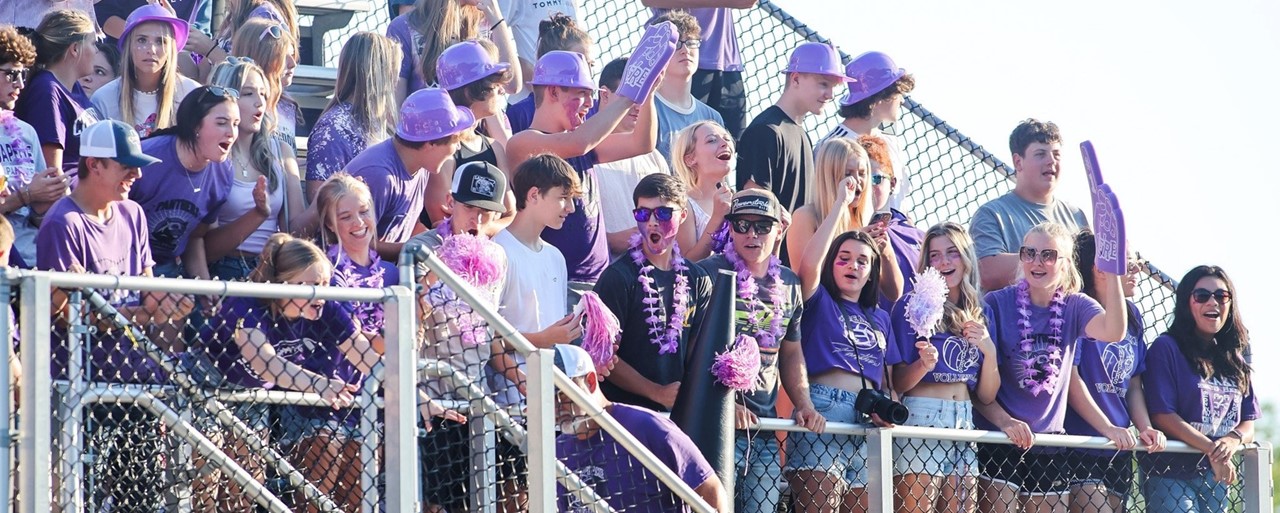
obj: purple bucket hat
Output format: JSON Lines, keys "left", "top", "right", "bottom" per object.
{"left": 839, "top": 51, "right": 907, "bottom": 106}
{"left": 397, "top": 88, "right": 476, "bottom": 142}
{"left": 529, "top": 51, "right": 596, "bottom": 91}
{"left": 119, "top": 3, "right": 190, "bottom": 52}
{"left": 436, "top": 40, "right": 512, "bottom": 91}
{"left": 783, "top": 42, "right": 853, "bottom": 82}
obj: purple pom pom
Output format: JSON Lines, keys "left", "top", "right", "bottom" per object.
{"left": 438, "top": 233, "right": 506, "bottom": 296}
{"left": 577, "top": 291, "right": 621, "bottom": 372}
{"left": 711, "top": 334, "right": 761, "bottom": 392}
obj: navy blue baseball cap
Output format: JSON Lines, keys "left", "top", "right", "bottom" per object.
{"left": 80, "top": 120, "right": 161, "bottom": 168}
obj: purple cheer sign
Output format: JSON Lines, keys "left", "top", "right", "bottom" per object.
{"left": 1082, "top": 141, "right": 1128, "bottom": 275}
{"left": 616, "top": 21, "right": 677, "bottom": 104}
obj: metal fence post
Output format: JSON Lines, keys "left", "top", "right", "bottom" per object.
{"left": 18, "top": 274, "right": 51, "bottom": 513}
{"left": 525, "top": 349, "right": 557, "bottom": 512}
{"left": 1242, "top": 443, "right": 1274, "bottom": 513}
{"left": 865, "top": 428, "right": 894, "bottom": 513}
{"left": 0, "top": 274, "right": 11, "bottom": 511}
{"left": 383, "top": 284, "right": 418, "bottom": 513}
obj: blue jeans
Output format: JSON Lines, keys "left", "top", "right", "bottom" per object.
{"left": 735, "top": 432, "right": 782, "bottom": 513}
{"left": 209, "top": 254, "right": 260, "bottom": 281}
{"left": 1143, "top": 474, "right": 1229, "bottom": 513}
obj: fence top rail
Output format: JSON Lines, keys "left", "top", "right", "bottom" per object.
{"left": 4, "top": 268, "right": 395, "bottom": 302}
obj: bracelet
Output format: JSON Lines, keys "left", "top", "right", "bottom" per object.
{"left": 490, "top": 18, "right": 505, "bottom": 31}
{"left": 18, "top": 186, "right": 30, "bottom": 206}
{"left": 206, "top": 41, "right": 218, "bottom": 56}
{"left": 1226, "top": 429, "right": 1244, "bottom": 440}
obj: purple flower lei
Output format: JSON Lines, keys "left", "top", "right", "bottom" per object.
{"left": 0, "top": 111, "right": 33, "bottom": 167}
{"left": 723, "top": 242, "right": 785, "bottom": 348}
{"left": 629, "top": 232, "right": 689, "bottom": 355}
{"left": 1015, "top": 279, "right": 1067, "bottom": 396}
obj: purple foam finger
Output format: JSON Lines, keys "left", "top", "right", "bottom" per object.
{"left": 1080, "top": 140, "right": 1106, "bottom": 194}
{"left": 616, "top": 21, "right": 678, "bottom": 104}
{"left": 1093, "top": 184, "right": 1127, "bottom": 275}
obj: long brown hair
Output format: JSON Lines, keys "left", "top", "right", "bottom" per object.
{"left": 1166, "top": 265, "right": 1251, "bottom": 392}
{"left": 327, "top": 32, "right": 400, "bottom": 142}
{"left": 221, "top": 0, "right": 300, "bottom": 51}
{"left": 917, "top": 222, "right": 984, "bottom": 335}
{"left": 408, "top": 0, "right": 480, "bottom": 87}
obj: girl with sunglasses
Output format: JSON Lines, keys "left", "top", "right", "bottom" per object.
{"left": 973, "top": 221, "right": 1132, "bottom": 513}
{"left": 305, "top": 32, "right": 402, "bottom": 201}
{"left": 670, "top": 120, "right": 734, "bottom": 261}
{"left": 15, "top": 9, "right": 101, "bottom": 174}
{"left": 787, "top": 174, "right": 897, "bottom": 513}
{"left": 131, "top": 86, "right": 240, "bottom": 282}
{"left": 90, "top": 4, "right": 202, "bottom": 138}
{"left": 231, "top": 18, "right": 300, "bottom": 158}
{"left": 859, "top": 134, "right": 916, "bottom": 311}
{"left": 0, "top": 25, "right": 49, "bottom": 268}
{"left": 204, "top": 57, "right": 305, "bottom": 281}
{"left": 1140, "top": 265, "right": 1256, "bottom": 513}
{"left": 887, "top": 222, "right": 999, "bottom": 513}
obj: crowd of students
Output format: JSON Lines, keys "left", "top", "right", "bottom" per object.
{"left": 0, "top": 1, "right": 1259, "bottom": 513}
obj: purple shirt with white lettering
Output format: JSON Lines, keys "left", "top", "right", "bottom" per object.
{"left": 15, "top": 70, "right": 99, "bottom": 173}
{"left": 38, "top": 197, "right": 161, "bottom": 383}
{"left": 557, "top": 403, "right": 715, "bottom": 513}
{"left": 129, "top": 135, "right": 233, "bottom": 264}
{"left": 888, "top": 296, "right": 987, "bottom": 388}
{"left": 974, "top": 286, "right": 1101, "bottom": 434}
{"left": 799, "top": 285, "right": 896, "bottom": 389}
{"left": 1064, "top": 301, "right": 1145, "bottom": 438}
{"left": 345, "top": 139, "right": 428, "bottom": 244}
{"left": 1140, "top": 334, "right": 1259, "bottom": 479}
{"left": 306, "top": 102, "right": 376, "bottom": 183}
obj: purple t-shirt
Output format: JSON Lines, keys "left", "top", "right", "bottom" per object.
{"left": 37, "top": 198, "right": 161, "bottom": 383}
{"left": 386, "top": 15, "right": 430, "bottom": 93}
{"left": 1140, "top": 334, "right": 1259, "bottom": 479}
{"left": 879, "top": 210, "right": 924, "bottom": 312}
{"left": 306, "top": 102, "right": 374, "bottom": 183}
{"left": 542, "top": 163, "right": 608, "bottom": 283}
{"left": 799, "top": 286, "right": 896, "bottom": 389}
{"left": 1064, "top": 301, "right": 1146, "bottom": 438}
{"left": 14, "top": 70, "right": 100, "bottom": 173}
{"left": 129, "top": 135, "right": 233, "bottom": 265}
{"left": 328, "top": 245, "right": 399, "bottom": 334}
{"left": 652, "top": 8, "right": 742, "bottom": 72}
{"left": 888, "top": 296, "right": 987, "bottom": 388}
{"left": 974, "top": 286, "right": 1102, "bottom": 434}
{"left": 345, "top": 139, "right": 428, "bottom": 244}
{"left": 557, "top": 403, "right": 715, "bottom": 513}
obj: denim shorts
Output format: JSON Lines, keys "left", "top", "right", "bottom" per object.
{"left": 178, "top": 351, "right": 271, "bottom": 432}
{"left": 278, "top": 407, "right": 360, "bottom": 448}
{"left": 1143, "top": 473, "right": 1228, "bottom": 513}
{"left": 209, "top": 254, "right": 260, "bottom": 282}
{"left": 894, "top": 396, "right": 978, "bottom": 477}
{"left": 783, "top": 383, "right": 869, "bottom": 487}
{"left": 978, "top": 444, "right": 1072, "bottom": 495}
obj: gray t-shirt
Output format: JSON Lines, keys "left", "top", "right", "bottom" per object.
{"left": 654, "top": 92, "right": 723, "bottom": 161}
{"left": 968, "top": 191, "right": 1089, "bottom": 259}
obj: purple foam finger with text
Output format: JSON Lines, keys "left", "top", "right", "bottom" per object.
{"left": 616, "top": 21, "right": 678, "bottom": 104}
{"left": 1093, "top": 184, "right": 1127, "bottom": 275}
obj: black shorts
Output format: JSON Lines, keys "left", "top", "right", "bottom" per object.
{"left": 1069, "top": 450, "right": 1135, "bottom": 497}
{"left": 691, "top": 69, "right": 747, "bottom": 140}
{"left": 978, "top": 444, "right": 1072, "bottom": 495}
{"left": 419, "top": 417, "right": 528, "bottom": 510}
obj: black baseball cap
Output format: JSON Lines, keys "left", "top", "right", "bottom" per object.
{"left": 450, "top": 161, "right": 508, "bottom": 213}
{"left": 725, "top": 189, "right": 782, "bottom": 221}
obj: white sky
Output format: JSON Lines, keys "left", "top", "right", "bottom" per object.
{"left": 781, "top": 0, "right": 1280, "bottom": 405}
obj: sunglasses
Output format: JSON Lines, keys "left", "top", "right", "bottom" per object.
{"left": 678, "top": 39, "right": 702, "bottom": 50}
{"left": 1126, "top": 258, "right": 1147, "bottom": 275}
{"left": 633, "top": 206, "right": 679, "bottom": 223}
{"left": 1191, "top": 288, "right": 1232, "bottom": 305}
{"left": 871, "top": 173, "right": 895, "bottom": 186}
{"left": 205, "top": 85, "right": 240, "bottom": 100}
{"left": 730, "top": 218, "right": 775, "bottom": 235}
{"left": 1018, "top": 246, "right": 1059, "bottom": 265}
{"left": 0, "top": 68, "right": 27, "bottom": 85}
{"left": 259, "top": 23, "right": 285, "bottom": 42}
{"left": 224, "top": 55, "right": 257, "bottom": 66}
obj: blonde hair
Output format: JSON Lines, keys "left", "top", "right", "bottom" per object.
{"left": 670, "top": 120, "right": 728, "bottom": 191}
{"left": 1024, "top": 222, "right": 1083, "bottom": 294}
{"left": 209, "top": 58, "right": 281, "bottom": 191}
{"left": 31, "top": 9, "right": 97, "bottom": 69}
{"left": 221, "top": 0, "right": 300, "bottom": 51}
{"left": 231, "top": 18, "right": 296, "bottom": 118}
{"left": 810, "top": 138, "right": 872, "bottom": 234}
{"left": 917, "top": 222, "right": 984, "bottom": 335}
{"left": 408, "top": 0, "right": 481, "bottom": 87}
{"left": 251, "top": 233, "right": 331, "bottom": 313}
{"left": 328, "top": 32, "right": 401, "bottom": 142}
{"left": 314, "top": 174, "right": 376, "bottom": 249}
{"left": 118, "top": 20, "right": 180, "bottom": 133}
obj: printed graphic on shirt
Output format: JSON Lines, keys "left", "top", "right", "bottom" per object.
{"left": 148, "top": 198, "right": 202, "bottom": 257}
{"left": 937, "top": 335, "right": 981, "bottom": 382}
{"left": 1194, "top": 378, "right": 1242, "bottom": 438}
{"left": 565, "top": 465, "right": 607, "bottom": 513}
{"left": 1013, "top": 333, "right": 1067, "bottom": 395}
{"left": 1096, "top": 335, "right": 1138, "bottom": 395}
{"left": 837, "top": 311, "right": 885, "bottom": 368}
{"left": 274, "top": 337, "right": 325, "bottom": 363}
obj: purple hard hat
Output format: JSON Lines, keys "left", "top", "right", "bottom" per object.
{"left": 119, "top": 3, "right": 190, "bottom": 52}
{"left": 436, "top": 40, "right": 512, "bottom": 91}
{"left": 397, "top": 88, "right": 476, "bottom": 142}
{"left": 840, "top": 51, "right": 907, "bottom": 106}
{"left": 782, "top": 42, "right": 852, "bottom": 81}
{"left": 529, "top": 51, "right": 596, "bottom": 91}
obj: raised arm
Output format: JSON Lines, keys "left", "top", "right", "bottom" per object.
{"left": 1083, "top": 268, "right": 1127, "bottom": 343}
{"left": 595, "top": 91, "right": 659, "bottom": 163}
{"left": 798, "top": 176, "right": 855, "bottom": 300}
{"left": 505, "top": 93, "right": 636, "bottom": 166}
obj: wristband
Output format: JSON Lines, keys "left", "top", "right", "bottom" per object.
{"left": 206, "top": 41, "right": 218, "bottom": 56}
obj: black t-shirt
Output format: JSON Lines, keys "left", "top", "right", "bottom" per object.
{"left": 698, "top": 254, "right": 804, "bottom": 418}
{"left": 595, "top": 255, "right": 713, "bottom": 412}
{"left": 734, "top": 105, "right": 815, "bottom": 214}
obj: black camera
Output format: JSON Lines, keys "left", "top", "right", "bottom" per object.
{"left": 854, "top": 388, "right": 909, "bottom": 424}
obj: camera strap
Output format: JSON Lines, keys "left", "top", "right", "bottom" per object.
{"left": 832, "top": 298, "right": 896, "bottom": 398}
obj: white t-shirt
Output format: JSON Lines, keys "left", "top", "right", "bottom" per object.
{"left": 491, "top": 228, "right": 569, "bottom": 407}
{"left": 819, "top": 124, "right": 913, "bottom": 212}
{"left": 90, "top": 76, "right": 203, "bottom": 137}
{"left": 596, "top": 150, "right": 668, "bottom": 252}
{"left": 496, "top": 0, "right": 582, "bottom": 70}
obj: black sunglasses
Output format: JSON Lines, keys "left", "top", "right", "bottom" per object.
{"left": 730, "top": 218, "right": 775, "bottom": 235}
{"left": 1, "top": 68, "right": 28, "bottom": 84}
{"left": 205, "top": 85, "right": 240, "bottom": 100}
{"left": 633, "top": 206, "right": 679, "bottom": 223}
{"left": 1191, "top": 288, "right": 1232, "bottom": 305}
{"left": 1018, "top": 246, "right": 1059, "bottom": 265}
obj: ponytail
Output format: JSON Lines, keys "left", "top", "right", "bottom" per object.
{"left": 536, "top": 13, "right": 591, "bottom": 58}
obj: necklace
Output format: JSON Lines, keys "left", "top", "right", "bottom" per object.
{"left": 1015, "top": 279, "right": 1067, "bottom": 396}
{"left": 723, "top": 242, "right": 785, "bottom": 348}
{"left": 232, "top": 149, "right": 255, "bottom": 179}
{"left": 628, "top": 232, "right": 689, "bottom": 355}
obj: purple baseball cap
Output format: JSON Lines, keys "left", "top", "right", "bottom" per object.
{"left": 529, "top": 51, "right": 596, "bottom": 91}
{"left": 436, "top": 40, "right": 512, "bottom": 91}
{"left": 397, "top": 88, "right": 476, "bottom": 142}
{"left": 119, "top": 3, "right": 190, "bottom": 52}
{"left": 783, "top": 42, "right": 853, "bottom": 82}
{"left": 839, "top": 51, "right": 907, "bottom": 106}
